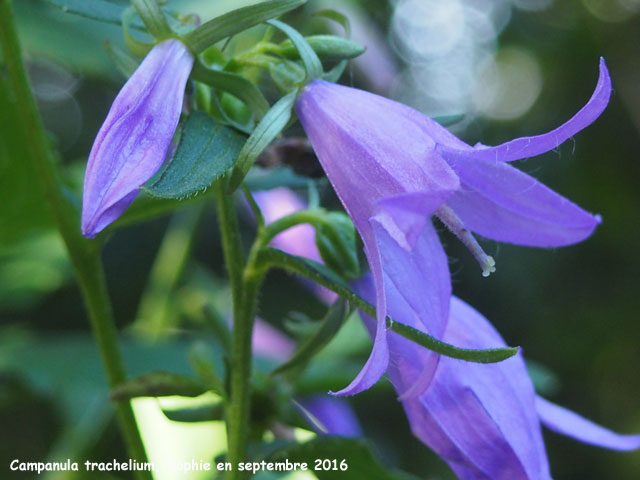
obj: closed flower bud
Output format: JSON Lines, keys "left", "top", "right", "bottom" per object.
{"left": 81, "top": 39, "right": 193, "bottom": 238}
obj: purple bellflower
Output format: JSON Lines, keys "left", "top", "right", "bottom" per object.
{"left": 81, "top": 39, "right": 193, "bottom": 238}
{"left": 295, "top": 59, "right": 611, "bottom": 396}
{"left": 355, "top": 275, "right": 640, "bottom": 480}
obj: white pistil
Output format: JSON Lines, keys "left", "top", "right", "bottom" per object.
{"left": 435, "top": 205, "right": 496, "bottom": 277}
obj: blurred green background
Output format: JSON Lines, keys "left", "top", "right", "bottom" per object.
{"left": 1, "top": 0, "right": 639, "bottom": 478}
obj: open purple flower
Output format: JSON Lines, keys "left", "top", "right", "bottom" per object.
{"left": 355, "top": 275, "right": 640, "bottom": 480}
{"left": 81, "top": 39, "right": 193, "bottom": 238}
{"left": 295, "top": 59, "right": 611, "bottom": 395}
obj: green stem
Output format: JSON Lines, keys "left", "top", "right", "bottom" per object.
{"left": 0, "top": 2, "right": 150, "bottom": 475}
{"left": 214, "top": 181, "right": 253, "bottom": 479}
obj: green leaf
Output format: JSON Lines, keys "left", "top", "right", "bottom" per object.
{"left": 270, "top": 61, "right": 306, "bottom": 93}
{"left": 110, "top": 371, "right": 207, "bottom": 401}
{"left": 228, "top": 90, "right": 298, "bottom": 192}
{"left": 267, "top": 437, "right": 419, "bottom": 480}
{"left": 272, "top": 299, "right": 349, "bottom": 376}
{"left": 131, "top": 0, "right": 172, "bottom": 39}
{"left": 191, "top": 62, "right": 270, "bottom": 119}
{"left": 184, "top": 0, "right": 306, "bottom": 53}
{"left": 315, "top": 212, "right": 360, "bottom": 280}
{"left": 161, "top": 402, "right": 225, "bottom": 423}
{"left": 268, "top": 19, "right": 323, "bottom": 80}
{"left": 45, "top": 0, "right": 144, "bottom": 29}
{"left": 256, "top": 248, "right": 519, "bottom": 363}
{"left": 144, "top": 112, "right": 246, "bottom": 199}
{"left": 279, "top": 35, "right": 365, "bottom": 61}
{"left": 313, "top": 9, "right": 351, "bottom": 36}
{"left": 188, "top": 342, "right": 227, "bottom": 398}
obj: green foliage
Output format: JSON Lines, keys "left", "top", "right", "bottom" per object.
{"left": 110, "top": 371, "right": 208, "bottom": 400}
{"left": 46, "top": 0, "right": 144, "bottom": 29}
{"left": 229, "top": 90, "right": 298, "bottom": 191}
{"left": 267, "top": 437, "right": 419, "bottom": 480}
{"left": 315, "top": 212, "right": 360, "bottom": 280}
{"left": 256, "top": 248, "right": 519, "bottom": 363}
{"left": 268, "top": 19, "right": 323, "bottom": 80}
{"left": 279, "top": 35, "right": 364, "bottom": 61}
{"left": 183, "top": 0, "right": 306, "bottom": 53}
{"left": 272, "top": 299, "right": 350, "bottom": 376}
{"left": 144, "top": 112, "right": 246, "bottom": 199}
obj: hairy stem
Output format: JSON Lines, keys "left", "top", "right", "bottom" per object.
{"left": 0, "top": 1, "right": 150, "bottom": 475}
{"left": 215, "top": 181, "right": 253, "bottom": 479}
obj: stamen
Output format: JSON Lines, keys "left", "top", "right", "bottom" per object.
{"left": 435, "top": 205, "right": 496, "bottom": 277}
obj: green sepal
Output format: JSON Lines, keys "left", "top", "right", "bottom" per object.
{"left": 313, "top": 9, "right": 352, "bottom": 36}
{"left": 315, "top": 212, "right": 360, "bottom": 280}
{"left": 122, "top": 6, "right": 154, "bottom": 58}
{"left": 279, "top": 35, "right": 365, "bottom": 61}
{"left": 270, "top": 61, "right": 306, "bottom": 93}
{"left": 323, "top": 60, "right": 347, "bottom": 83}
{"left": 110, "top": 371, "right": 207, "bottom": 401}
{"left": 268, "top": 19, "right": 323, "bottom": 81}
{"left": 272, "top": 299, "right": 350, "bottom": 376}
{"left": 228, "top": 89, "right": 298, "bottom": 192}
{"left": 191, "top": 62, "right": 270, "bottom": 120}
{"left": 183, "top": 0, "right": 306, "bottom": 53}
{"left": 144, "top": 111, "right": 246, "bottom": 199}
{"left": 131, "top": 0, "right": 172, "bottom": 39}
{"left": 256, "top": 248, "right": 520, "bottom": 364}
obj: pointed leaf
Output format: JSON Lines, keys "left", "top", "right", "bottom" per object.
{"left": 272, "top": 299, "right": 349, "bottom": 376}
{"left": 313, "top": 9, "right": 351, "bottom": 36}
{"left": 268, "top": 19, "right": 322, "bottom": 80}
{"left": 184, "top": 0, "right": 306, "bottom": 53}
{"left": 110, "top": 371, "right": 207, "bottom": 401}
{"left": 162, "top": 402, "right": 225, "bottom": 423}
{"left": 144, "top": 111, "right": 246, "bottom": 199}
{"left": 256, "top": 248, "right": 519, "bottom": 364}
{"left": 228, "top": 89, "right": 298, "bottom": 191}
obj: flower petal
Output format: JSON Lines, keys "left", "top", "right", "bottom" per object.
{"left": 536, "top": 396, "right": 640, "bottom": 451}
{"left": 441, "top": 58, "right": 611, "bottom": 163}
{"left": 332, "top": 226, "right": 389, "bottom": 396}
{"left": 371, "top": 214, "right": 451, "bottom": 338}
{"left": 443, "top": 153, "right": 601, "bottom": 246}
{"left": 82, "top": 39, "right": 193, "bottom": 237}
{"left": 402, "top": 297, "right": 551, "bottom": 480}
{"left": 296, "top": 396, "right": 362, "bottom": 437}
